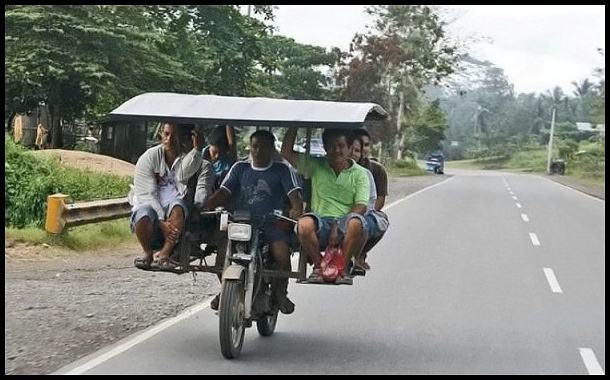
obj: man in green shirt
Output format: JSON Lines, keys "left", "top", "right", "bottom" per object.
{"left": 281, "top": 127, "right": 369, "bottom": 285}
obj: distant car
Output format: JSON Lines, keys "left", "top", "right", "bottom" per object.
{"left": 425, "top": 153, "right": 444, "bottom": 174}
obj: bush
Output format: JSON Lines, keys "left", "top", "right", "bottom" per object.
{"left": 571, "top": 141, "right": 605, "bottom": 178}
{"left": 391, "top": 158, "right": 419, "bottom": 169}
{"left": 506, "top": 149, "right": 548, "bottom": 172}
{"left": 5, "top": 138, "right": 131, "bottom": 228}
{"left": 556, "top": 138, "right": 579, "bottom": 160}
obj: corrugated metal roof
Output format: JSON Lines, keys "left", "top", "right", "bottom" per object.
{"left": 106, "top": 92, "right": 388, "bottom": 129}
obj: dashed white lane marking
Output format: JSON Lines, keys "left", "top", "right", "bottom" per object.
{"left": 579, "top": 347, "right": 605, "bottom": 375}
{"left": 543, "top": 268, "right": 563, "bottom": 293}
{"left": 521, "top": 214, "right": 529, "bottom": 222}
{"left": 529, "top": 233, "right": 541, "bottom": 246}
{"left": 512, "top": 195, "right": 518, "bottom": 200}
{"left": 509, "top": 191, "right": 514, "bottom": 195}
{"left": 516, "top": 203, "right": 522, "bottom": 208}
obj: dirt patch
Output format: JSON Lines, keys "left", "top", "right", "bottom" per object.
{"left": 28, "top": 149, "right": 135, "bottom": 178}
{"left": 4, "top": 242, "right": 221, "bottom": 375}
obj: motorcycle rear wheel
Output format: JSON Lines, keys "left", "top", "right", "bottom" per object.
{"left": 256, "top": 309, "right": 278, "bottom": 337}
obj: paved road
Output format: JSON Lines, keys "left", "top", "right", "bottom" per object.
{"left": 56, "top": 170, "right": 605, "bottom": 374}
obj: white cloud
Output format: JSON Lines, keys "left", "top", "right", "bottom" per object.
{"left": 273, "top": 5, "right": 370, "bottom": 51}
{"left": 272, "top": 5, "right": 605, "bottom": 95}
{"left": 443, "top": 5, "right": 605, "bottom": 94}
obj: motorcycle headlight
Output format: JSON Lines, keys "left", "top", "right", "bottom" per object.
{"left": 227, "top": 223, "right": 251, "bottom": 241}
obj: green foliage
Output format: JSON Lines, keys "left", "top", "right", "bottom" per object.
{"left": 556, "top": 138, "right": 579, "bottom": 160}
{"left": 5, "top": 5, "right": 201, "bottom": 147}
{"left": 408, "top": 99, "right": 447, "bottom": 154}
{"left": 5, "top": 138, "right": 131, "bottom": 228}
{"left": 387, "top": 158, "right": 426, "bottom": 176}
{"left": 572, "top": 140, "right": 605, "bottom": 178}
{"left": 336, "top": 5, "right": 460, "bottom": 156}
{"left": 505, "top": 149, "right": 548, "bottom": 172}
{"left": 254, "top": 35, "right": 338, "bottom": 99}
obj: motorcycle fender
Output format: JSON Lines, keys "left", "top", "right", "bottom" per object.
{"left": 222, "top": 265, "right": 245, "bottom": 281}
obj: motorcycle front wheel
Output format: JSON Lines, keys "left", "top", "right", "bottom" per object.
{"left": 219, "top": 279, "right": 245, "bottom": 359}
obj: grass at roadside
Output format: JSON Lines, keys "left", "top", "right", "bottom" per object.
{"left": 5, "top": 218, "right": 133, "bottom": 251}
{"left": 445, "top": 149, "right": 604, "bottom": 187}
{"left": 387, "top": 158, "right": 428, "bottom": 177}
{"left": 387, "top": 166, "right": 427, "bottom": 177}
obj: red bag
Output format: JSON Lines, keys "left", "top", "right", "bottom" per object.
{"left": 320, "top": 223, "right": 345, "bottom": 283}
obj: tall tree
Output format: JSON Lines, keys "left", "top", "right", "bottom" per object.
{"left": 254, "top": 35, "right": 338, "bottom": 100}
{"left": 5, "top": 5, "right": 198, "bottom": 147}
{"left": 338, "top": 5, "right": 459, "bottom": 159}
{"left": 408, "top": 99, "right": 447, "bottom": 154}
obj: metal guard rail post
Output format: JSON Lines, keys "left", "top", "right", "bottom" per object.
{"left": 45, "top": 193, "right": 131, "bottom": 234}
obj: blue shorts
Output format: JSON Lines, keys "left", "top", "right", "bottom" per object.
{"left": 130, "top": 199, "right": 189, "bottom": 250}
{"left": 261, "top": 222, "right": 293, "bottom": 245}
{"left": 364, "top": 209, "right": 389, "bottom": 240}
{"left": 302, "top": 212, "right": 368, "bottom": 251}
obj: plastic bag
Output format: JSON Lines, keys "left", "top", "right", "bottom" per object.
{"left": 321, "top": 222, "right": 345, "bottom": 283}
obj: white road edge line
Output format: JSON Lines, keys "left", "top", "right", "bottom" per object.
{"left": 529, "top": 232, "right": 541, "bottom": 246}
{"left": 384, "top": 176, "right": 456, "bottom": 211}
{"left": 579, "top": 347, "right": 605, "bottom": 375}
{"left": 516, "top": 203, "right": 522, "bottom": 208}
{"left": 60, "top": 299, "right": 212, "bottom": 375}
{"left": 59, "top": 175, "right": 456, "bottom": 374}
{"left": 521, "top": 214, "right": 529, "bottom": 222}
{"left": 540, "top": 176, "right": 605, "bottom": 203}
{"left": 543, "top": 268, "right": 563, "bottom": 293}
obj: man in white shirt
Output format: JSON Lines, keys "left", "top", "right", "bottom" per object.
{"left": 131, "top": 122, "right": 204, "bottom": 270}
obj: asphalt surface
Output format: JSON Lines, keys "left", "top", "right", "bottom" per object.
{"left": 55, "top": 169, "right": 605, "bottom": 375}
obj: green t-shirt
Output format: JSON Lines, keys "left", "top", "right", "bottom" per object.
{"left": 298, "top": 155, "right": 370, "bottom": 218}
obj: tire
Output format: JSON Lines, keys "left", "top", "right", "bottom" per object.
{"left": 219, "top": 279, "right": 246, "bottom": 359}
{"left": 256, "top": 309, "right": 278, "bottom": 337}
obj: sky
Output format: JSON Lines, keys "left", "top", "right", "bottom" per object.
{"left": 272, "top": 5, "right": 605, "bottom": 96}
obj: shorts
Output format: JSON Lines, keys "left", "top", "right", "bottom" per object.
{"left": 302, "top": 212, "right": 368, "bottom": 251}
{"left": 261, "top": 222, "right": 293, "bottom": 245}
{"left": 364, "top": 209, "right": 389, "bottom": 239}
{"left": 130, "top": 199, "right": 189, "bottom": 250}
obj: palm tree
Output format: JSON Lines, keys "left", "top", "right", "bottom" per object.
{"left": 571, "top": 78, "right": 593, "bottom": 98}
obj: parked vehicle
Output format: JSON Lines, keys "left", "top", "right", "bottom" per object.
{"left": 425, "top": 152, "right": 445, "bottom": 174}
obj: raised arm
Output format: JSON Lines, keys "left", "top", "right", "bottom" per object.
{"left": 280, "top": 127, "right": 299, "bottom": 168}
{"left": 226, "top": 125, "right": 237, "bottom": 162}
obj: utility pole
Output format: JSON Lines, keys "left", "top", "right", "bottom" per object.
{"left": 546, "top": 105, "right": 556, "bottom": 174}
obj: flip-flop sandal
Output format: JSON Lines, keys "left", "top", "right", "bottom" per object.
{"left": 134, "top": 257, "right": 152, "bottom": 269}
{"left": 305, "top": 269, "right": 325, "bottom": 284}
{"left": 350, "top": 265, "right": 366, "bottom": 276}
{"left": 335, "top": 275, "right": 353, "bottom": 285}
{"left": 150, "top": 257, "right": 180, "bottom": 271}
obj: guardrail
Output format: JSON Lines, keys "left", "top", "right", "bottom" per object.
{"left": 45, "top": 193, "right": 131, "bottom": 234}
